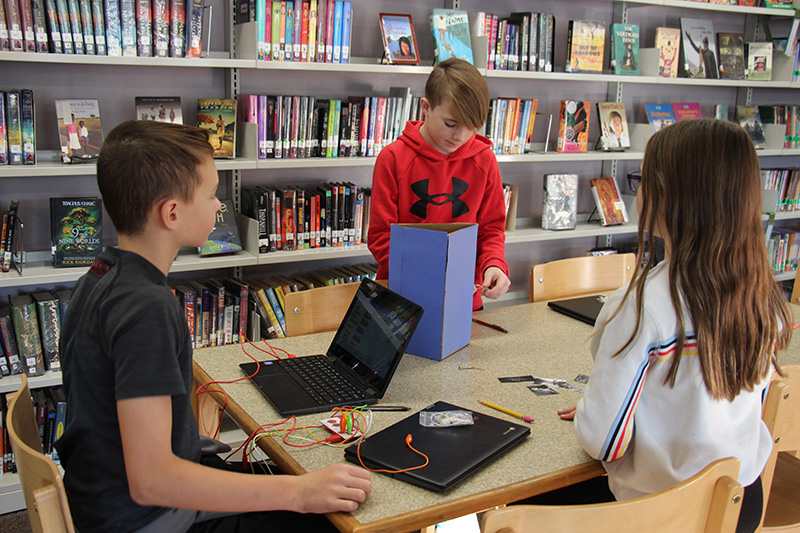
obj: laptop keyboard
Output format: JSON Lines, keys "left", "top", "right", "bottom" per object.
{"left": 284, "top": 357, "right": 368, "bottom": 405}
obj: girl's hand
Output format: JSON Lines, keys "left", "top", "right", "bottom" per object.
{"left": 558, "top": 405, "right": 577, "bottom": 420}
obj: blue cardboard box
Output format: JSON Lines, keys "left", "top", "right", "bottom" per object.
{"left": 388, "top": 223, "right": 478, "bottom": 361}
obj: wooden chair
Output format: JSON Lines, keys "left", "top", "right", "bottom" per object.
{"left": 480, "top": 457, "right": 743, "bottom": 533}
{"left": 283, "top": 279, "right": 387, "bottom": 337}
{"left": 6, "top": 374, "right": 75, "bottom": 533}
{"left": 759, "top": 365, "right": 800, "bottom": 531}
{"left": 791, "top": 267, "right": 800, "bottom": 306}
{"left": 529, "top": 253, "right": 636, "bottom": 302}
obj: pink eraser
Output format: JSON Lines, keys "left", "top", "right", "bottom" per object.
{"left": 523, "top": 415, "right": 534, "bottom": 423}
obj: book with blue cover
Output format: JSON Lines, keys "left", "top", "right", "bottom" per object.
{"left": 198, "top": 200, "right": 243, "bottom": 256}
{"left": 644, "top": 103, "right": 676, "bottom": 133}
{"left": 430, "top": 9, "right": 473, "bottom": 64}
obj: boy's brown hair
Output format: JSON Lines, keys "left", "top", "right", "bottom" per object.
{"left": 97, "top": 120, "right": 214, "bottom": 236}
{"left": 425, "top": 58, "right": 490, "bottom": 130}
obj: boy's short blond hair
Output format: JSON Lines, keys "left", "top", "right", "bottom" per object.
{"left": 425, "top": 58, "right": 490, "bottom": 130}
{"left": 97, "top": 120, "right": 214, "bottom": 236}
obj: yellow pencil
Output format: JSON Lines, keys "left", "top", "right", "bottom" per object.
{"left": 480, "top": 400, "right": 534, "bottom": 423}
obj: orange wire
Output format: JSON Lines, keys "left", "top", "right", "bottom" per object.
{"left": 355, "top": 431, "right": 429, "bottom": 474}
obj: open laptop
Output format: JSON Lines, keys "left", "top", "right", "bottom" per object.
{"left": 547, "top": 295, "right": 607, "bottom": 326}
{"left": 344, "top": 400, "right": 530, "bottom": 492}
{"left": 240, "top": 279, "right": 424, "bottom": 416}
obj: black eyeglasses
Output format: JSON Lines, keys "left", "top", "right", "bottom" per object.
{"left": 627, "top": 170, "right": 642, "bottom": 194}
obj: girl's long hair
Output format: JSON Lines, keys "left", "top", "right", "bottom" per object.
{"left": 612, "top": 118, "right": 792, "bottom": 400}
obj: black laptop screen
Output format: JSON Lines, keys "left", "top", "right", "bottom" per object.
{"left": 327, "top": 280, "right": 423, "bottom": 392}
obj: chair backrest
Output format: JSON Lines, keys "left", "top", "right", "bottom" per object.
{"left": 481, "top": 457, "right": 743, "bottom": 533}
{"left": 759, "top": 365, "right": 799, "bottom": 529}
{"left": 6, "top": 374, "right": 75, "bottom": 533}
{"left": 530, "top": 253, "right": 636, "bottom": 302}
{"left": 791, "top": 268, "right": 800, "bottom": 306}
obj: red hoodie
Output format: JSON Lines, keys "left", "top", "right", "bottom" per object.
{"left": 368, "top": 121, "right": 509, "bottom": 310}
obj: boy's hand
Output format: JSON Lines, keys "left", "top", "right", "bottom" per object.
{"left": 293, "top": 464, "right": 372, "bottom": 514}
{"left": 481, "top": 267, "right": 510, "bottom": 300}
{"left": 558, "top": 405, "right": 577, "bottom": 420}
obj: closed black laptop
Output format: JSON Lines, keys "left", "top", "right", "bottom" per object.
{"left": 547, "top": 295, "right": 607, "bottom": 326}
{"left": 240, "top": 279, "right": 424, "bottom": 416}
{"left": 344, "top": 400, "right": 530, "bottom": 492}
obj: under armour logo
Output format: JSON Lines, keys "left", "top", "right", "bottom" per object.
{"left": 410, "top": 178, "right": 470, "bottom": 218}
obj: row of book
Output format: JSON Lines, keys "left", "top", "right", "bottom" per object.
{"left": 172, "top": 263, "right": 377, "bottom": 346}
{"left": 237, "top": 87, "right": 419, "bottom": 160}
{"left": 241, "top": 183, "right": 371, "bottom": 254}
{"left": 541, "top": 174, "right": 630, "bottom": 232}
{"left": 237, "top": 0, "right": 353, "bottom": 64}
{"left": 763, "top": 106, "right": 800, "bottom": 149}
{"left": 0, "top": 89, "right": 35, "bottom": 165}
{"left": 1, "top": 0, "right": 205, "bottom": 57}
{"left": 763, "top": 169, "right": 800, "bottom": 212}
{"left": 768, "top": 227, "right": 800, "bottom": 275}
{"left": 466, "top": 11, "right": 555, "bottom": 73}
{"left": 645, "top": 103, "right": 769, "bottom": 150}
{"left": 0, "top": 385, "right": 67, "bottom": 473}
{"left": 485, "top": 98, "right": 538, "bottom": 155}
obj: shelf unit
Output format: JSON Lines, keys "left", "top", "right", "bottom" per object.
{"left": 2, "top": 0, "right": 800, "bottom": 515}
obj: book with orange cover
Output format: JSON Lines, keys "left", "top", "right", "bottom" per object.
{"left": 589, "top": 177, "right": 628, "bottom": 226}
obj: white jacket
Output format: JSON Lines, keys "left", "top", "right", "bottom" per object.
{"left": 574, "top": 260, "right": 773, "bottom": 500}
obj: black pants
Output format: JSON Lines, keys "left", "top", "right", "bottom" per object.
{"left": 184, "top": 455, "right": 339, "bottom": 533}
{"left": 514, "top": 474, "right": 763, "bottom": 533}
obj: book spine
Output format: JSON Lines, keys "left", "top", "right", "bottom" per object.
{"left": 263, "top": 0, "right": 270, "bottom": 60}
{"left": 35, "top": 300, "right": 61, "bottom": 371}
{"left": 373, "top": 96, "right": 386, "bottom": 156}
{"left": 19, "top": 0, "right": 37, "bottom": 51}
{"left": 78, "top": 0, "right": 94, "bottom": 53}
{"left": 1, "top": 93, "right": 10, "bottom": 162}
{"left": 152, "top": 0, "right": 168, "bottom": 56}
{"left": 54, "top": 0, "right": 73, "bottom": 53}
{"left": 0, "top": 315, "right": 23, "bottom": 374}
{"left": 135, "top": 0, "right": 151, "bottom": 56}
{"left": 31, "top": 0, "right": 50, "bottom": 52}
{"left": 4, "top": 0, "right": 24, "bottom": 51}
{"left": 5, "top": 91, "right": 22, "bottom": 165}
{"left": 283, "top": 0, "right": 292, "bottom": 60}
{"left": 0, "top": 0, "right": 10, "bottom": 51}
{"left": 90, "top": 0, "right": 105, "bottom": 54}
{"left": 182, "top": 291, "right": 196, "bottom": 347}
{"left": 324, "top": 0, "right": 332, "bottom": 61}
{"left": 315, "top": 0, "right": 324, "bottom": 61}
{"left": 339, "top": 0, "right": 349, "bottom": 63}
{"left": 52, "top": 393, "right": 67, "bottom": 464}
{"left": 264, "top": 287, "right": 286, "bottom": 333}
{"left": 270, "top": 1, "right": 280, "bottom": 60}
{"left": 289, "top": 94, "right": 300, "bottom": 158}
{"left": 257, "top": 289, "right": 284, "bottom": 337}
{"left": 185, "top": 0, "right": 202, "bottom": 57}
{"left": 119, "top": 0, "right": 135, "bottom": 55}
{"left": 20, "top": 89, "right": 35, "bottom": 165}
{"left": 101, "top": 0, "right": 120, "bottom": 55}
{"left": 255, "top": 0, "right": 264, "bottom": 58}
{"left": 0, "top": 341, "right": 10, "bottom": 376}
{"left": 292, "top": 0, "right": 300, "bottom": 61}
{"left": 10, "top": 300, "right": 45, "bottom": 377}
{"left": 307, "top": 0, "right": 315, "bottom": 61}
{"left": 168, "top": 0, "right": 184, "bottom": 56}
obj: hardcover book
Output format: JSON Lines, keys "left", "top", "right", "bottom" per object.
{"left": 104, "top": 0, "right": 122, "bottom": 55}
{"left": 589, "top": 177, "right": 629, "bottom": 226}
{"left": 197, "top": 98, "right": 237, "bottom": 158}
{"left": 135, "top": 0, "right": 152, "bottom": 56}
{"left": 597, "top": 102, "right": 630, "bottom": 151}
{"left": 152, "top": 0, "right": 169, "bottom": 56}
{"left": 736, "top": 105, "right": 767, "bottom": 150}
{"left": 169, "top": 0, "right": 186, "bottom": 57}
{"left": 672, "top": 102, "right": 703, "bottom": 121}
{"left": 714, "top": 104, "right": 730, "bottom": 121}
{"left": 120, "top": 0, "right": 136, "bottom": 55}
{"left": 0, "top": 94, "right": 7, "bottom": 164}
{"left": 54, "top": 99, "right": 102, "bottom": 163}
{"left": 135, "top": 96, "right": 182, "bottom": 123}
{"left": 31, "top": 291, "right": 61, "bottom": 372}
{"left": 556, "top": 100, "right": 590, "bottom": 153}
{"left": 50, "top": 197, "right": 103, "bottom": 267}
{"left": 90, "top": 0, "right": 106, "bottom": 54}
{"left": 610, "top": 23, "right": 639, "bottom": 76}
{"left": 566, "top": 20, "right": 606, "bottom": 73}
{"left": 717, "top": 32, "right": 745, "bottom": 80}
{"left": 5, "top": 91, "right": 22, "bottom": 165}
{"left": 0, "top": 306, "right": 23, "bottom": 374}
{"left": 429, "top": 9, "right": 473, "bottom": 64}
{"left": 9, "top": 294, "right": 46, "bottom": 377}
{"left": 3, "top": 0, "right": 24, "bottom": 51}
{"left": 655, "top": 27, "right": 680, "bottom": 78}
{"left": 43, "top": 0, "right": 64, "bottom": 54}
{"left": 645, "top": 103, "right": 676, "bottom": 133}
{"left": 66, "top": 0, "right": 84, "bottom": 54}
{"left": 747, "top": 42, "right": 772, "bottom": 81}
{"left": 680, "top": 18, "right": 718, "bottom": 78}
{"left": 20, "top": 89, "right": 35, "bottom": 165}
{"left": 185, "top": 0, "right": 203, "bottom": 57}
{"left": 198, "top": 200, "right": 243, "bottom": 256}
{"left": 542, "top": 174, "right": 578, "bottom": 230}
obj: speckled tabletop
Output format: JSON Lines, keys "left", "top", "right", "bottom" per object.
{"left": 192, "top": 302, "right": 800, "bottom": 532}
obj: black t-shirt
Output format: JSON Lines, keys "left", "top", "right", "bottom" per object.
{"left": 55, "top": 247, "right": 200, "bottom": 533}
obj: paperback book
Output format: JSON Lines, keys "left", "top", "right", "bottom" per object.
{"left": 655, "top": 27, "right": 681, "bottom": 78}
{"left": 135, "top": 96, "right": 182, "bottom": 123}
{"left": 609, "top": 23, "right": 639, "bottom": 75}
{"left": 556, "top": 100, "right": 590, "bottom": 153}
{"left": 597, "top": 102, "right": 630, "bottom": 151}
{"left": 717, "top": 32, "right": 745, "bottom": 80}
{"left": 197, "top": 98, "right": 237, "bottom": 158}
{"left": 54, "top": 99, "right": 102, "bottom": 163}
{"left": 429, "top": 9, "right": 473, "bottom": 64}
{"left": 542, "top": 174, "right": 577, "bottom": 230}
{"left": 736, "top": 105, "right": 767, "bottom": 150}
{"left": 565, "top": 20, "right": 606, "bottom": 73}
{"left": 198, "top": 200, "right": 243, "bottom": 256}
{"left": 645, "top": 103, "right": 676, "bottom": 133}
{"left": 50, "top": 197, "right": 103, "bottom": 267}
{"left": 680, "top": 18, "right": 718, "bottom": 79}
{"left": 589, "top": 177, "right": 628, "bottom": 227}
{"left": 747, "top": 42, "right": 772, "bottom": 81}
{"left": 672, "top": 102, "right": 703, "bottom": 121}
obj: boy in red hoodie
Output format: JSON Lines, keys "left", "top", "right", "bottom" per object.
{"left": 368, "top": 58, "right": 510, "bottom": 310}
